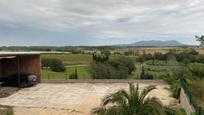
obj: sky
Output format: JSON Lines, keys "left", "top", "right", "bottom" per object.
{"left": 0, "top": 0, "right": 204, "bottom": 46}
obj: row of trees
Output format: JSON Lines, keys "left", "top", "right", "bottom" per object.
{"left": 136, "top": 49, "right": 204, "bottom": 65}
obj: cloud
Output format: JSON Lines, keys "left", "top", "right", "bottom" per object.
{"left": 0, "top": 0, "right": 203, "bottom": 45}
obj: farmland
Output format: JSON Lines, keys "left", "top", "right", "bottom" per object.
{"left": 41, "top": 53, "right": 92, "bottom": 65}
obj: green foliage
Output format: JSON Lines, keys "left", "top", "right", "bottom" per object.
{"left": 92, "top": 53, "right": 109, "bottom": 63}
{"left": 141, "top": 48, "right": 202, "bottom": 64}
{"left": 188, "top": 63, "right": 204, "bottom": 79}
{"left": 0, "top": 106, "right": 13, "bottom": 115}
{"left": 189, "top": 80, "right": 204, "bottom": 108}
{"left": 101, "top": 50, "right": 111, "bottom": 56}
{"left": 173, "top": 108, "right": 186, "bottom": 115}
{"left": 42, "top": 53, "right": 92, "bottom": 65}
{"left": 140, "top": 66, "right": 154, "bottom": 79}
{"left": 164, "top": 74, "right": 181, "bottom": 99}
{"left": 69, "top": 68, "right": 78, "bottom": 79}
{"left": 6, "top": 107, "right": 13, "bottom": 115}
{"left": 135, "top": 55, "right": 144, "bottom": 63}
{"left": 92, "top": 83, "right": 177, "bottom": 115}
{"left": 41, "top": 66, "right": 91, "bottom": 79}
{"left": 90, "top": 57, "right": 135, "bottom": 79}
{"left": 42, "top": 58, "right": 65, "bottom": 72}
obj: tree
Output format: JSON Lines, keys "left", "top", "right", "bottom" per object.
{"left": 92, "top": 83, "right": 176, "bottom": 115}
{"left": 195, "top": 35, "right": 204, "bottom": 46}
{"left": 50, "top": 59, "right": 65, "bottom": 72}
{"left": 92, "top": 53, "right": 109, "bottom": 63}
{"left": 42, "top": 58, "right": 65, "bottom": 72}
{"left": 69, "top": 68, "right": 78, "bottom": 79}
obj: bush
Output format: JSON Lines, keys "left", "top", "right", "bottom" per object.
{"left": 188, "top": 63, "right": 204, "bottom": 79}
{"left": 42, "top": 58, "right": 65, "bottom": 72}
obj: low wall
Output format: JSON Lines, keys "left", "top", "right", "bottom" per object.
{"left": 41, "top": 79, "right": 167, "bottom": 84}
{"left": 180, "top": 88, "right": 195, "bottom": 115}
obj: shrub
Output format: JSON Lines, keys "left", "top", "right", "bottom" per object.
{"left": 188, "top": 63, "right": 204, "bottom": 79}
{"left": 42, "top": 58, "right": 65, "bottom": 72}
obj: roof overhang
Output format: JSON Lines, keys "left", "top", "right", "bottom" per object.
{"left": 0, "top": 52, "right": 41, "bottom": 57}
{"left": 0, "top": 56, "right": 16, "bottom": 59}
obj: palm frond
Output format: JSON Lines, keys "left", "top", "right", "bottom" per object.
{"left": 102, "top": 89, "right": 128, "bottom": 106}
{"left": 139, "top": 85, "right": 156, "bottom": 103}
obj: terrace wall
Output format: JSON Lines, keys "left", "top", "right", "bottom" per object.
{"left": 180, "top": 88, "right": 195, "bottom": 115}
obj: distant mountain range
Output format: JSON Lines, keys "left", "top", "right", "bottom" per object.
{"left": 117, "top": 40, "right": 186, "bottom": 47}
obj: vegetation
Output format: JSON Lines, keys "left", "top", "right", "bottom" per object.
{"left": 90, "top": 56, "right": 135, "bottom": 79}
{"left": 42, "top": 58, "right": 65, "bottom": 72}
{"left": 42, "top": 53, "right": 92, "bottom": 65}
{"left": 92, "top": 83, "right": 177, "bottom": 115}
{"left": 37, "top": 45, "right": 204, "bottom": 114}
{"left": 188, "top": 63, "right": 204, "bottom": 79}
{"left": 69, "top": 68, "right": 78, "bottom": 79}
{"left": 140, "top": 66, "right": 153, "bottom": 80}
{"left": 0, "top": 105, "right": 13, "bottom": 115}
{"left": 41, "top": 66, "right": 91, "bottom": 79}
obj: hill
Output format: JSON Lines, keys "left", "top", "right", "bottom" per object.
{"left": 119, "top": 40, "right": 186, "bottom": 47}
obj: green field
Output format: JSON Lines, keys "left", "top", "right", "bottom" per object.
{"left": 41, "top": 53, "right": 92, "bottom": 65}
{"left": 41, "top": 65, "right": 91, "bottom": 79}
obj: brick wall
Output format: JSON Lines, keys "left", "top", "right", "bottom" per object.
{"left": 0, "top": 55, "right": 41, "bottom": 82}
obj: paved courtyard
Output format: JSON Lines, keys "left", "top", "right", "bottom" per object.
{"left": 0, "top": 82, "right": 177, "bottom": 115}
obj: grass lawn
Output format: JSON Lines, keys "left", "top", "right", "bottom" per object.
{"left": 41, "top": 65, "right": 91, "bottom": 79}
{"left": 41, "top": 53, "right": 92, "bottom": 65}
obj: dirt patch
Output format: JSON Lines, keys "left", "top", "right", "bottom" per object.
{"left": 0, "top": 87, "right": 19, "bottom": 98}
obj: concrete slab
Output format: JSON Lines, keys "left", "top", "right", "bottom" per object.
{"left": 0, "top": 82, "right": 177, "bottom": 115}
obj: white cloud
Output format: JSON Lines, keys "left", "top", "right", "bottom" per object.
{"left": 0, "top": 0, "right": 203, "bottom": 45}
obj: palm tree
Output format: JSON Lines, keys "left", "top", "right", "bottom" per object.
{"left": 92, "top": 83, "right": 176, "bottom": 115}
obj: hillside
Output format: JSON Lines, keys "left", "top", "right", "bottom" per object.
{"left": 119, "top": 40, "right": 186, "bottom": 47}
